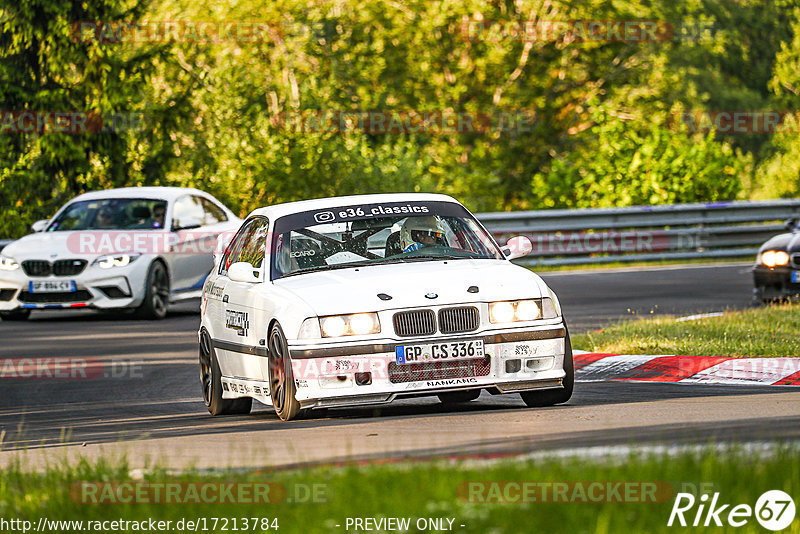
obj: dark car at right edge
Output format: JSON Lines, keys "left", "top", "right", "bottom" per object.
{"left": 753, "top": 217, "right": 800, "bottom": 302}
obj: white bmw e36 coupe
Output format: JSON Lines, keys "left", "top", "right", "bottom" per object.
{"left": 199, "top": 193, "right": 573, "bottom": 420}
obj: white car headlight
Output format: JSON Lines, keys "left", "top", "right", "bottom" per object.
{"left": 760, "top": 250, "right": 789, "bottom": 268}
{"left": 319, "top": 313, "right": 381, "bottom": 338}
{"left": 489, "top": 298, "right": 559, "bottom": 323}
{"left": 92, "top": 253, "right": 141, "bottom": 269}
{"left": 0, "top": 255, "right": 19, "bottom": 271}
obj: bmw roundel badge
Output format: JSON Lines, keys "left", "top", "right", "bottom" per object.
{"left": 425, "top": 292, "right": 438, "bottom": 299}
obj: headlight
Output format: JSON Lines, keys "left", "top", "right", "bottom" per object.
{"left": 319, "top": 313, "right": 381, "bottom": 337}
{"left": 760, "top": 250, "right": 790, "bottom": 268}
{"left": 0, "top": 255, "right": 19, "bottom": 271}
{"left": 92, "top": 253, "right": 141, "bottom": 269}
{"left": 489, "top": 298, "right": 559, "bottom": 323}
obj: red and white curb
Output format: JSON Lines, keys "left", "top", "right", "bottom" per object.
{"left": 574, "top": 351, "right": 800, "bottom": 386}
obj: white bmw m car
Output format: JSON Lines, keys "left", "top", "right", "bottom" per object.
{"left": 0, "top": 187, "right": 240, "bottom": 320}
{"left": 199, "top": 193, "right": 572, "bottom": 420}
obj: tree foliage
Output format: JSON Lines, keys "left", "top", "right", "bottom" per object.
{"left": 0, "top": 0, "right": 798, "bottom": 236}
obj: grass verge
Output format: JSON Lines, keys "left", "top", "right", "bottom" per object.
{"left": 1, "top": 447, "right": 798, "bottom": 533}
{"left": 573, "top": 302, "right": 800, "bottom": 357}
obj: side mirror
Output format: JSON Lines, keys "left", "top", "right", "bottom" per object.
{"left": 31, "top": 219, "right": 49, "bottom": 233}
{"left": 785, "top": 218, "right": 798, "bottom": 232}
{"left": 173, "top": 217, "right": 203, "bottom": 231}
{"left": 502, "top": 235, "right": 533, "bottom": 260}
{"left": 228, "top": 262, "right": 261, "bottom": 284}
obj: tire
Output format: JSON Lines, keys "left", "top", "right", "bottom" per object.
{"left": 199, "top": 329, "right": 252, "bottom": 416}
{"left": 438, "top": 389, "right": 481, "bottom": 404}
{"left": 267, "top": 322, "right": 306, "bottom": 421}
{"left": 135, "top": 261, "right": 169, "bottom": 320}
{"left": 520, "top": 330, "right": 574, "bottom": 407}
{"left": 0, "top": 309, "right": 31, "bottom": 321}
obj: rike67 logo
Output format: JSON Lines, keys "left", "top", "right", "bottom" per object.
{"left": 668, "top": 490, "right": 796, "bottom": 531}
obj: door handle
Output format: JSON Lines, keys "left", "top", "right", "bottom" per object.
{"left": 223, "top": 295, "right": 229, "bottom": 303}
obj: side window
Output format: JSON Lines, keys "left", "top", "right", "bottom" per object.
{"left": 237, "top": 219, "right": 269, "bottom": 269}
{"left": 173, "top": 196, "right": 206, "bottom": 229}
{"left": 220, "top": 220, "right": 255, "bottom": 276}
{"left": 220, "top": 218, "right": 268, "bottom": 276}
{"left": 200, "top": 197, "right": 228, "bottom": 225}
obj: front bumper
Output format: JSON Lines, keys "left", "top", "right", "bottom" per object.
{"left": 283, "top": 323, "right": 567, "bottom": 409}
{"left": 753, "top": 266, "right": 800, "bottom": 300}
{"left": 0, "top": 262, "right": 147, "bottom": 311}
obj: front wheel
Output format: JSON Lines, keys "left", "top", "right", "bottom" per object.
{"left": 135, "top": 261, "right": 169, "bottom": 320}
{"left": 199, "top": 329, "right": 252, "bottom": 416}
{"left": 520, "top": 331, "right": 574, "bottom": 407}
{"left": 268, "top": 323, "right": 306, "bottom": 421}
{"left": 0, "top": 309, "right": 31, "bottom": 321}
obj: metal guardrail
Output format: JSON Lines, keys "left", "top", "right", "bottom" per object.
{"left": 2, "top": 200, "right": 798, "bottom": 266}
{"left": 477, "top": 199, "right": 800, "bottom": 266}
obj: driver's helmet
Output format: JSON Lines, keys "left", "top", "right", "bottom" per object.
{"left": 400, "top": 216, "right": 446, "bottom": 253}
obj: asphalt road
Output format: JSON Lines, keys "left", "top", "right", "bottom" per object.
{"left": 540, "top": 262, "right": 756, "bottom": 331}
{"left": 2, "top": 261, "right": 795, "bottom": 470}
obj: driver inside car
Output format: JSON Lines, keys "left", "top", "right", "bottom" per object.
{"left": 400, "top": 215, "right": 447, "bottom": 253}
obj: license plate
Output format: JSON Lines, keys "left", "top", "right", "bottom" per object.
{"left": 395, "top": 339, "right": 485, "bottom": 365}
{"left": 29, "top": 280, "right": 76, "bottom": 293}
{"left": 793, "top": 271, "right": 800, "bottom": 283}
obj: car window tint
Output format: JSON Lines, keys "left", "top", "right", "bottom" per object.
{"left": 47, "top": 198, "right": 168, "bottom": 231}
{"left": 200, "top": 197, "right": 228, "bottom": 225}
{"left": 173, "top": 196, "right": 206, "bottom": 228}
{"left": 236, "top": 219, "right": 269, "bottom": 269}
{"left": 221, "top": 220, "right": 255, "bottom": 275}
{"left": 222, "top": 218, "right": 268, "bottom": 275}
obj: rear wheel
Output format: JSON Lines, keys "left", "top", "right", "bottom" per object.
{"left": 268, "top": 323, "right": 306, "bottom": 421}
{"left": 0, "top": 309, "right": 31, "bottom": 321}
{"left": 520, "top": 331, "right": 574, "bottom": 407}
{"left": 438, "top": 389, "right": 481, "bottom": 404}
{"left": 199, "top": 329, "right": 252, "bottom": 416}
{"left": 135, "top": 261, "right": 169, "bottom": 320}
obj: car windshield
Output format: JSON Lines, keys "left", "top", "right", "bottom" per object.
{"left": 271, "top": 200, "right": 503, "bottom": 280}
{"left": 47, "top": 198, "right": 169, "bottom": 231}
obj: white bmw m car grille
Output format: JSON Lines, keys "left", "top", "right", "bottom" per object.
{"left": 21, "top": 259, "right": 88, "bottom": 277}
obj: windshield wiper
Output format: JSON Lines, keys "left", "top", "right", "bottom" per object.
{"left": 279, "top": 260, "right": 374, "bottom": 278}
{"left": 398, "top": 254, "right": 472, "bottom": 261}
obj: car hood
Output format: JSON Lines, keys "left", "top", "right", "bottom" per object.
{"left": 759, "top": 232, "right": 800, "bottom": 253}
{"left": 1, "top": 232, "right": 94, "bottom": 261}
{"left": 273, "top": 259, "right": 548, "bottom": 316}
{"left": 0, "top": 231, "right": 161, "bottom": 261}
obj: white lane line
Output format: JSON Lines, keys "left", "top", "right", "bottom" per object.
{"left": 675, "top": 312, "right": 724, "bottom": 322}
{"left": 681, "top": 358, "right": 800, "bottom": 385}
